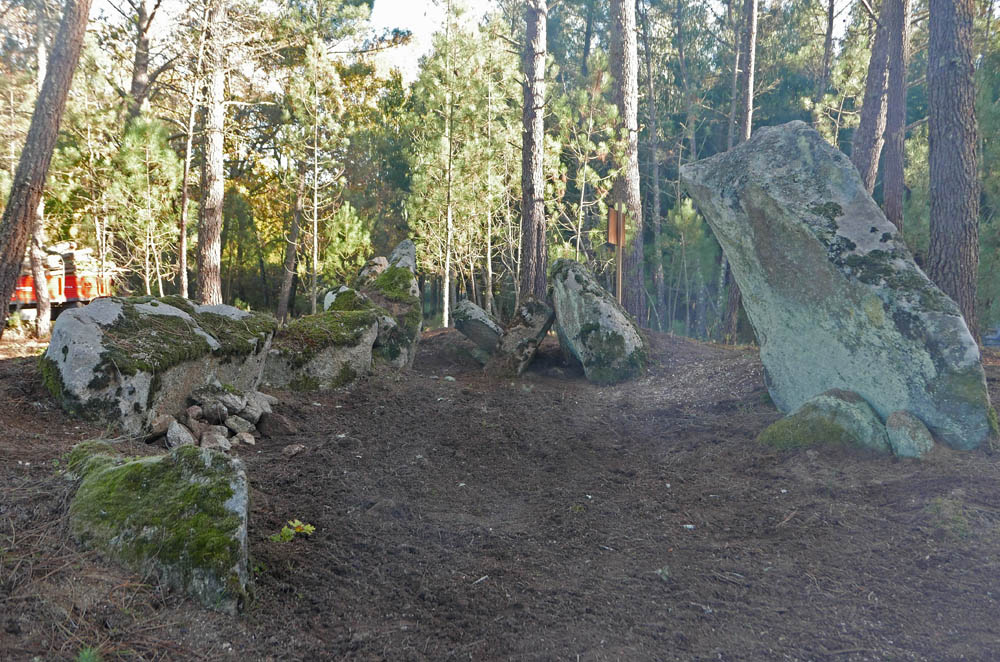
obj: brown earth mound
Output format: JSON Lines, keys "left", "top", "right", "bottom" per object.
{"left": 2, "top": 330, "right": 1000, "bottom": 661}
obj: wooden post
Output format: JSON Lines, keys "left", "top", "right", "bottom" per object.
{"left": 609, "top": 204, "right": 625, "bottom": 304}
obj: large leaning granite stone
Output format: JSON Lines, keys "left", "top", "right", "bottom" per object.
{"left": 67, "top": 442, "right": 250, "bottom": 614}
{"left": 454, "top": 299, "right": 503, "bottom": 353}
{"left": 551, "top": 259, "right": 647, "bottom": 384}
{"left": 360, "top": 243, "right": 422, "bottom": 368}
{"left": 263, "top": 310, "right": 379, "bottom": 390}
{"left": 41, "top": 297, "right": 276, "bottom": 435}
{"left": 680, "top": 121, "right": 995, "bottom": 450}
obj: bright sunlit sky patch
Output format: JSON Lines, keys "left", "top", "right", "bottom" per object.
{"left": 369, "top": 0, "right": 497, "bottom": 82}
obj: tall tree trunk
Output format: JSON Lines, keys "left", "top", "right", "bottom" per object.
{"left": 927, "top": 0, "right": 980, "bottom": 338}
{"left": 520, "top": 0, "right": 547, "bottom": 302}
{"left": 851, "top": 2, "right": 891, "bottom": 193}
{"left": 882, "top": 0, "right": 910, "bottom": 231}
{"left": 276, "top": 168, "right": 306, "bottom": 324}
{"left": 178, "top": 4, "right": 209, "bottom": 299}
{"left": 30, "top": 6, "right": 51, "bottom": 337}
{"left": 737, "top": 0, "right": 758, "bottom": 143}
{"left": 726, "top": 0, "right": 741, "bottom": 150}
{"left": 815, "top": 0, "right": 836, "bottom": 102}
{"left": 196, "top": 0, "right": 226, "bottom": 305}
{"left": 127, "top": 0, "right": 157, "bottom": 120}
{"left": 611, "top": 0, "right": 643, "bottom": 318}
{"left": 0, "top": 0, "right": 92, "bottom": 337}
{"left": 581, "top": 0, "right": 594, "bottom": 80}
{"left": 723, "top": 0, "right": 758, "bottom": 342}
{"left": 640, "top": 0, "right": 664, "bottom": 328}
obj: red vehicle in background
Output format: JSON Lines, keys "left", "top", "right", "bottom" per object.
{"left": 8, "top": 242, "right": 114, "bottom": 317}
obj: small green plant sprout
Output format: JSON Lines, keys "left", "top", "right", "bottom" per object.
{"left": 76, "top": 647, "right": 104, "bottom": 662}
{"left": 270, "top": 519, "right": 316, "bottom": 543}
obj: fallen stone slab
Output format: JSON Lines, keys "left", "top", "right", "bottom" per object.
{"left": 67, "top": 443, "right": 250, "bottom": 614}
{"left": 680, "top": 120, "right": 995, "bottom": 450}
{"left": 551, "top": 259, "right": 647, "bottom": 384}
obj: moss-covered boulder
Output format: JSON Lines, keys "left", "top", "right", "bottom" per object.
{"left": 42, "top": 297, "right": 276, "bottom": 435}
{"left": 487, "top": 297, "right": 555, "bottom": 376}
{"left": 551, "top": 259, "right": 647, "bottom": 385}
{"left": 757, "top": 389, "right": 891, "bottom": 452}
{"left": 680, "top": 121, "right": 994, "bottom": 450}
{"left": 263, "top": 310, "right": 379, "bottom": 390}
{"left": 361, "top": 262, "right": 422, "bottom": 369}
{"left": 68, "top": 443, "right": 250, "bottom": 614}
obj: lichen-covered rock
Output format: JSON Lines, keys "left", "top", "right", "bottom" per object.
{"left": 68, "top": 443, "right": 250, "bottom": 614}
{"left": 757, "top": 389, "right": 891, "bottom": 452}
{"left": 454, "top": 300, "right": 502, "bottom": 354}
{"left": 389, "top": 238, "right": 417, "bottom": 274}
{"left": 886, "top": 410, "right": 936, "bottom": 458}
{"left": 551, "top": 259, "right": 647, "bottom": 385}
{"left": 263, "top": 310, "right": 379, "bottom": 390}
{"left": 166, "top": 419, "right": 197, "bottom": 449}
{"left": 487, "top": 297, "right": 555, "bottom": 376}
{"left": 680, "top": 121, "right": 994, "bottom": 450}
{"left": 42, "top": 297, "right": 276, "bottom": 436}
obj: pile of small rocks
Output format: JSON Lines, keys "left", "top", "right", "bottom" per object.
{"left": 149, "top": 384, "right": 280, "bottom": 453}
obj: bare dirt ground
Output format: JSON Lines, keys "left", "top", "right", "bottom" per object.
{"left": 3, "top": 330, "right": 1000, "bottom": 661}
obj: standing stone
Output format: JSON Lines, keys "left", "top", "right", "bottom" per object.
{"left": 389, "top": 238, "right": 417, "bottom": 274}
{"left": 354, "top": 257, "right": 388, "bottom": 289}
{"left": 886, "top": 411, "right": 936, "bottom": 458}
{"left": 680, "top": 121, "right": 994, "bottom": 450}
{"left": 453, "top": 300, "right": 503, "bottom": 353}
{"left": 551, "top": 259, "right": 647, "bottom": 384}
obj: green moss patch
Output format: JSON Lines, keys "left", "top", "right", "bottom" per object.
{"left": 195, "top": 311, "right": 276, "bottom": 357}
{"left": 326, "top": 289, "right": 375, "bottom": 312}
{"left": 757, "top": 414, "right": 860, "bottom": 450}
{"left": 69, "top": 445, "right": 247, "bottom": 613}
{"left": 579, "top": 323, "right": 646, "bottom": 385}
{"left": 273, "top": 310, "right": 379, "bottom": 368}
{"left": 372, "top": 266, "right": 419, "bottom": 305}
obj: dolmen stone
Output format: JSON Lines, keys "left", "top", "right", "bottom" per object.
{"left": 551, "top": 259, "right": 647, "bottom": 384}
{"left": 42, "top": 296, "right": 276, "bottom": 435}
{"left": 757, "top": 389, "right": 891, "bottom": 452}
{"left": 357, "top": 241, "right": 422, "bottom": 367}
{"left": 488, "top": 297, "right": 555, "bottom": 376}
{"left": 453, "top": 300, "right": 503, "bottom": 355}
{"left": 67, "top": 442, "right": 250, "bottom": 614}
{"left": 680, "top": 120, "right": 995, "bottom": 450}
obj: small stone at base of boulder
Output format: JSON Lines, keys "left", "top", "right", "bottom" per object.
{"left": 166, "top": 420, "right": 197, "bottom": 449}
{"left": 201, "top": 432, "right": 232, "bottom": 451}
{"left": 235, "top": 432, "right": 255, "bottom": 446}
{"left": 225, "top": 415, "right": 254, "bottom": 436}
{"left": 202, "top": 402, "right": 228, "bottom": 425}
{"left": 185, "top": 405, "right": 203, "bottom": 423}
{"left": 757, "top": 389, "right": 891, "bottom": 453}
{"left": 148, "top": 414, "right": 175, "bottom": 440}
{"left": 886, "top": 411, "right": 935, "bottom": 458}
{"left": 258, "top": 412, "right": 296, "bottom": 438}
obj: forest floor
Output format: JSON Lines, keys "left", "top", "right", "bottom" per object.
{"left": 2, "top": 329, "right": 1000, "bottom": 661}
